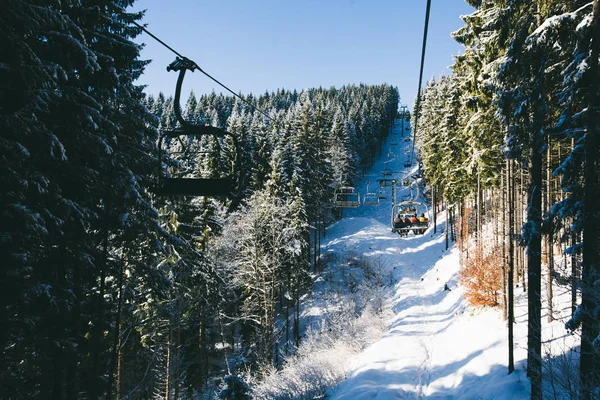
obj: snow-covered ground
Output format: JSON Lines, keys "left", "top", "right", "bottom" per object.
{"left": 312, "top": 121, "right": 578, "bottom": 399}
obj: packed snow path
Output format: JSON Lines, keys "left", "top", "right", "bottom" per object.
{"left": 320, "top": 121, "right": 531, "bottom": 399}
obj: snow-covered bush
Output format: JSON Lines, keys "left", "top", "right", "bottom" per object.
{"left": 251, "top": 303, "right": 388, "bottom": 399}
{"left": 248, "top": 253, "right": 391, "bottom": 399}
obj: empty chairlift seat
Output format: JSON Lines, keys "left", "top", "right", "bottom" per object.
{"left": 334, "top": 186, "right": 361, "bottom": 208}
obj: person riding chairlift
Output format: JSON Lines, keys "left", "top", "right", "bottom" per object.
{"left": 410, "top": 214, "right": 418, "bottom": 223}
{"left": 419, "top": 213, "right": 428, "bottom": 223}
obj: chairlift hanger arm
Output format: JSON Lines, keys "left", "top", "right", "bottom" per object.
{"left": 167, "top": 57, "right": 230, "bottom": 138}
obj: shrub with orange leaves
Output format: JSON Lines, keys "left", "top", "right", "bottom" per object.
{"left": 459, "top": 245, "right": 503, "bottom": 307}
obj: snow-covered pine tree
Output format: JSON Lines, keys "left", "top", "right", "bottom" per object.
{"left": 548, "top": 1, "right": 600, "bottom": 397}
{"left": 1, "top": 1, "right": 163, "bottom": 398}
{"left": 495, "top": 2, "right": 553, "bottom": 397}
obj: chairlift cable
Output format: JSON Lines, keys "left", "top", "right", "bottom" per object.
{"left": 410, "top": 0, "right": 432, "bottom": 166}
{"left": 128, "top": 19, "right": 274, "bottom": 122}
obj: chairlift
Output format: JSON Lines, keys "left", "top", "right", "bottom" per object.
{"left": 404, "top": 160, "right": 412, "bottom": 168}
{"left": 377, "top": 188, "right": 388, "bottom": 200}
{"left": 363, "top": 183, "right": 380, "bottom": 206}
{"left": 334, "top": 186, "right": 361, "bottom": 208}
{"left": 390, "top": 140, "right": 398, "bottom": 146}
{"left": 405, "top": 137, "right": 411, "bottom": 142}
{"left": 363, "top": 192, "right": 380, "bottom": 206}
{"left": 391, "top": 200, "right": 431, "bottom": 236}
{"left": 404, "top": 148, "right": 411, "bottom": 155}
{"left": 155, "top": 57, "right": 238, "bottom": 198}
{"left": 387, "top": 150, "right": 396, "bottom": 159}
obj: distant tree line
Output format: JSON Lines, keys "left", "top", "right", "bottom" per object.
{"left": 415, "top": 1, "right": 600, "bottom": 399}
{"left": 0, "top": 1, "right": 398, "bottom": 398}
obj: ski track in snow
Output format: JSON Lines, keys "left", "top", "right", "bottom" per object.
{"left": 318, "top": 121, "right": 568, "bottom": 399}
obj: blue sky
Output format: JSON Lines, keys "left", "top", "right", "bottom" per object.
{"left": 132, "top": 0, "right": 473, "bottom": 110}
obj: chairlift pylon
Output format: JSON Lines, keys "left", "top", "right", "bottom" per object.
{"left": 154, "top": 57, "right": 238, "bottom": 198}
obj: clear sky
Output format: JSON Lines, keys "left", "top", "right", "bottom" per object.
{"left": 132, "top": 0, "right": 473, "bottom": 110}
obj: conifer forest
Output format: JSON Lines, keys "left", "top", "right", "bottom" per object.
{"left": 2, "top": 1, "right": 600, "bottom": 400}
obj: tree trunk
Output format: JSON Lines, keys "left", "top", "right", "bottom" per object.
{"left": 508, "top": 159, "right": 515, "bottom": 374}
{"left": 115, "top": 322, "right": 124, "bottom": 400}
{"left": 546, "top": 137, "right": 554, "bottom": 323}
{"left": 90, "top": 225, "right": 110, "bottom": 400}
{"left": 527, "top": 7, "right": 544, "bottom": 397}
{"left": 109, "top": 254, "right": 125, "bottom": 399}
{"left": 580, "top": 2, "right": 600, "bottom": 398}
{"left": 445, "top": 201, "right": 449, "bottom": 251}
{"left": 520, "top": 167, "right": 527, "bottom": 292}
{"left": 477, "top": 173, "right": 481, "bottom": 245}
{"left": 433, "top": 185, "right": 437, "bottom": 234}
{"left": 294, "top": 272, "right": 300, "bottom": 348}
{"left": 165, "top": 325, "right": 172, "bottom": 400}
{"left": 502, "top": 164, "right": 508, "bottom": 322}
{"left": 174, "top": 328, "right": 180, "bottom": 400}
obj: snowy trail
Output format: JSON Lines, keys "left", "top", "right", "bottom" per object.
{"left": 320, "top": 121, "right": 532, "bottom": 399}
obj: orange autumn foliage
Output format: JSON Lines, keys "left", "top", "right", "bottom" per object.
{"left": 459, "top": 245, "right": 503, "bottom": 307}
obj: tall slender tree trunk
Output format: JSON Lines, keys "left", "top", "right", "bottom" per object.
{"left": 445, "top": 201, "right": 449, "bottom": 250}
{"left": 109, "top": 253, "right": 125, "bottom": 399}
{"left": 91, "top": 225, "right": 110, "bottom": 400}
{"left": 502, "top": 164, "right": 508, "bottom": 322}
{"left": 520, "top": 167, "right": 527, "bottom": 292}
{"left": 432, "top": 185, "right": 437, "bottom": 234}
{"left": 477, "top": 173, "right": 481, "bottom": 245}
{"left": 546, "top": 137, "right": 554, "bottom": 323}
{"left": 580, "top": 2, "right": 600, "bottom": 398}
{"left": 508, "top": 160, "right": 515, "bottom": 374}
{"left": 570, "top": 138, "right": 579, "bottom": 317}
{"left": 294, "top": 272, "right": 300, "bottom": 348}
{"left": 527, "top": 7, "right": 544, "bottom": 397}
{"left": 115, "top": 322, "right": 124, "bottom": 400}
{"left": 165, "top": 325, "right": 172, "bottom": 400}
{"left": 108, "top": 255, "right": 125, "bottom": 400}
{"left": 174, "top": 328, "right": 180, "bottom": 400}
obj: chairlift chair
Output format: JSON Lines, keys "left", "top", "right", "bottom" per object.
{"left": 363, "top": 183, "right": 380, "bottom": 206}
{"left": 334, "top": 186, "right": 361, "bottom": 208}
{"left": 363, "top": 192, "right": 380, "bottom": 206}
{"left": 391, "top": 200, "right": 431, "bottom": 236}
{"left": 155, "top": 57, "right": 238, "bottom": 198}
{"left": 390, "top": 140, "right": 398, "bottom": 146}
{"left": 387, "top": 150, "right": 396, "bottom": 159}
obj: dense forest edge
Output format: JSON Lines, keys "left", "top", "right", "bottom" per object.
{"left": 415, "top": 1, "right": 600, "bottom": 399}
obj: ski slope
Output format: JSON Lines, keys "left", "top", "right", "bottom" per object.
{"left": 315, "top": 120, "right": 576, "bottom": 399}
